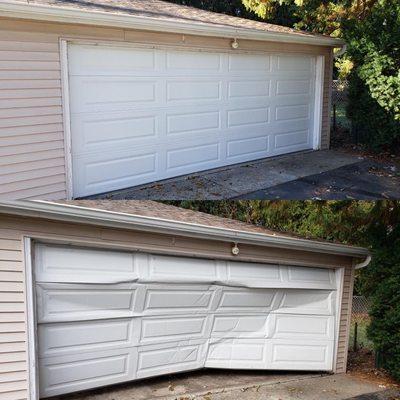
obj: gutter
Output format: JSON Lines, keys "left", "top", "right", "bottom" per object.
{"left": 0, "top": 201, "right": 370, "bottom": 264}
{"left": 0, "top": 0, "right": 344, "bottom": 47}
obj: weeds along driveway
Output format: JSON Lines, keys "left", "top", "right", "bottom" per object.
{"left": 52, "top": 370, "right": 399, "bottom": 400}
{"left": 86, "top": 150, "right": 400, "bottom": 200}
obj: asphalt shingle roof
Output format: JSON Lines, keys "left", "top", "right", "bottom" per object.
{"left": 16, "top": 0, "right": 327, "bottom": 40}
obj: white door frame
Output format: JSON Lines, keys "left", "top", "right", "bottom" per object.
{"left": 59, "top": 39, "right": 325, "bottom": 199}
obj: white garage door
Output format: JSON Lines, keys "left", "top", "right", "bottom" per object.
{"left": 35, "top": 244, "right": 337, "bottom": 398}
{"left": 67, "top": 43, "right": 319, "bottom": 197}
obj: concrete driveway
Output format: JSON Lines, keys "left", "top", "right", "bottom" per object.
{"left": 54, "top": 370, "right": 399, "bottom": 400}
{"left": 86, "top": 150, "right": 400, "bottom": 200}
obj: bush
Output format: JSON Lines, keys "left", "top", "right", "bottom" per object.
{"left": 344, "top": 0, "right": 400, "bottom": 149}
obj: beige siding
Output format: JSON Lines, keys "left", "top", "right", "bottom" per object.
{"left": 0, "top": 228, "right": 27, "bottom": 400}
{"left": 0, "top": 18, "right": 333, "bottom": 200}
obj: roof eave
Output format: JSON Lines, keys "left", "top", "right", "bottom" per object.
{"left": 0, "top": 201, "right": 370, "bottom": 265}
{"left": 0, "top": 0, "right": 345, "bottom": 47}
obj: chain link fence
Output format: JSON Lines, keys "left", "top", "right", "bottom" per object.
{"left": 350, "top": 296, "right": 373, "bottom": 351}
{"left": 331, "top": 79, "right": 351, "bottom": 131}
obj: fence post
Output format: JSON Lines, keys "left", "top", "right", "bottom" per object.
{"left": 333, "top": 104, "right": 337, "bottom": 132}
{"left": 353, "top": 321, "right": 358, "bottom": 352}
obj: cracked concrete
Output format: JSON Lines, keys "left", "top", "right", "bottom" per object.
{"left": 52, "top": 370, "right": 399, "bottom": 400}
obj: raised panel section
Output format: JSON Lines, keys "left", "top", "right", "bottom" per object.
{"left": 228, "top": 54, "right": 270, "bottom": 72}
{"left": 211, "top": 315, "right": 268, "bottom": 338}
{"left": 275, "top": 290, "right": 334, "bottom": 315}
{"left": 267, "top": 340, "right": 333, "bottom": 370}
{"left": 166, "top": 143, "right": 220, "bottom": 170}
{"left": 217, "top": 288, "right": 276, "bottom": 312}
{"left": 140, "top": 316, "right": 208, "bottom": 343}
{"left": 167, "top": 81, "right": 220, "bottom": 101}
{"left": 167, "top": 111, "right": 219, "bottom": 135}
{"left": 35, "top": 244, "right": 136, "bottom": 283}
{"left": 228, "top": 108, "right": 269, "bottom": 127}
{"left": 228, "top": 80, "right": 270, "bottom": 98}
{"left": 39, "top": 348, "right": 136, "bottom": 398}
{"left": 227, "top": 136, "right": 269, "bottom": 158}
{"left": 36, "top": 283, "right": 137, "bottom": 322}
{"left": 271, "top": 314, "right": 334, "bottom": 339}
{"left": 147, "top": 255, "right": 219, "bottom": 282}
{"left": 143, "top": 285, "right": 214, "bottom": 314}
{"left": 288, "top": 266, "right": 335, "bottom": 288}
{"left": 275, "top": 130, "right": 309, "bottom": 149}
{"left": 227, "top": 261, "right": 281, "bottom": 285}
{"left": 278, "top": 55, "right": 311, "bottom": 72}
{"left": 276, "top": 104, "right": 309, "bottom": 121}
{"left": 276, "top": 80, "right": 310, "bottom": 95}
{"left": 136, "top": 340, "right": 205, "bottom": 379}
{"left": 166, "top": 51, "right": 221, "bottom": 70}
{"left": 206, "top": 339, "right": 267, "bottom": 369}
{"left": 68, "top": 45, "right": 155, "bottom": 74}
{"left": 38, "top": 318, "right": 134, "bottom": 356}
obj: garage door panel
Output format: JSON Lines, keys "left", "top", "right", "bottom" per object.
{"left": 277, "top": 55, "right": 313, "bottom": 72}
{"left": 36, "top": 283, "right": 138, "bottom": 323}
{"left": 226, "top": 135, "right": 270, "bottom": 160}
{"left": 145, "top": 254, "right": 220, "bottom": 283}
{"left": 140, "top": 315, "right": 211, "bottom": 344}
{"left": 73, "top": 150, "right": 159, "bottom": 195}
{"left": 166, "top": 51, "right": 222, "bottom": 71}
{"left": 274, "top": 289, "right": 334, "bottom": 315}
{"left": 39, "top": 347, "right": 137, "bottom": 398}
{"left": 226, "top": 261, "right": 281, "bottom": 285}
{"left": 136, "top": 339, "right": 207, "bottom": 379}
{"left": 206, "top": 338, "right": 267, "bottom": 369}
{"left": 228, "top": 80, "right": 270, "bottom": 98}
{"left": 35, "top": 244, "right": 137, "bottom": 283}
{"left": 167, "top": 110, "right": 220, "bottom": 136}
{"left": 69, "top": 77, "right": 158, "bottom": 114}
{"left": 274, "top": 129, "right": 310, "bottom": 150}
{"left": 228, "top": 53, "right": 271, "bottom": 72}
{"left": 211, "top": 314, "right": 269, "bottom": 339}
{"left": 288, "top": 266, "right": 335, "bottom": 287}
{"left": 267, "top": 340, "right": 333, "bottom": 370}
{"left": 269, "top": 314, "right": 334, "bottom": 340}
{"left": 71, "top": 112, "right": 159, "bottom": 155}
{"left": 68, "top": 45, "right": 156, "bottom": 75}
{"left": 38, "top": 318, "right": 135, "bottom": 357}
{"left": 217, "top": 288, "right": 277, "bottom": 312}
{"left": 142, "top": 285, "right": 216, "bottom": 315}
{"left": 276, "top": 79, "right": 311, "bottom": 96}
{"left": 275, "top": 104, "right": 310, "bottom": 121}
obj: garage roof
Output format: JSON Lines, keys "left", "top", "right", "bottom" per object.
{"left": 0, "top": 200, "right": 369, "bottom": 263}
{"left": 0, "top": 0, "right": 344, "bottom": 46}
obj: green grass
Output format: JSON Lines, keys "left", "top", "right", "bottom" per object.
{"left": 349, "top": 318, "right": 374, "bottom": 351}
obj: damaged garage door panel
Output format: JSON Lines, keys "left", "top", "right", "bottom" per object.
{"left": 34, "top": 244, "right": 338, "bottom": 398}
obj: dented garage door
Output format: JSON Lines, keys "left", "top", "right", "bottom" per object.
{"left": 35, "top": 244, "right": 337, "bottom": 398}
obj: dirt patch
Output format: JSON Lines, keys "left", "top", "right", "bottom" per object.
{"left": 347, "top": 349, "right": 399, "bottom": 389}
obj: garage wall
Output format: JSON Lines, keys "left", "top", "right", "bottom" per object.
{"left": 0, "top": 213, "right": 354, "bottom": 399}
{"left": 0, "top": 18, "right": 333, "bottom": 200}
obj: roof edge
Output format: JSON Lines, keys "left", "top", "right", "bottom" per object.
{"left": 0, "top": 201, "right": 369, "bottom": 263}
{"left": 0, "top": 0, "right": 345, "bottom": 47}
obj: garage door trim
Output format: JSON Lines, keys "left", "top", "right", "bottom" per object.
{"left": 60, "top": 39, "right": 325, "bottom": 199}
{"left": 23, "top": 237, "right": 344, "bottom": 399}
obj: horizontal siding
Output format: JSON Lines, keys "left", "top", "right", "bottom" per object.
{"left": 321, "top": 50, "right": 333, "bottom": 150}
{"left": 0, "top": 34, "right": 66, "bottom": 200}
{"left": 0, "top": 229, "right": 27, "bottom": 400}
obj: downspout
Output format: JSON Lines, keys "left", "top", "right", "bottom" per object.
{"left": 354, "top": 253, "right": 372, "bottom": 269}
{"left": 334, "top": 43, "right": 347, "bottom": 58}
